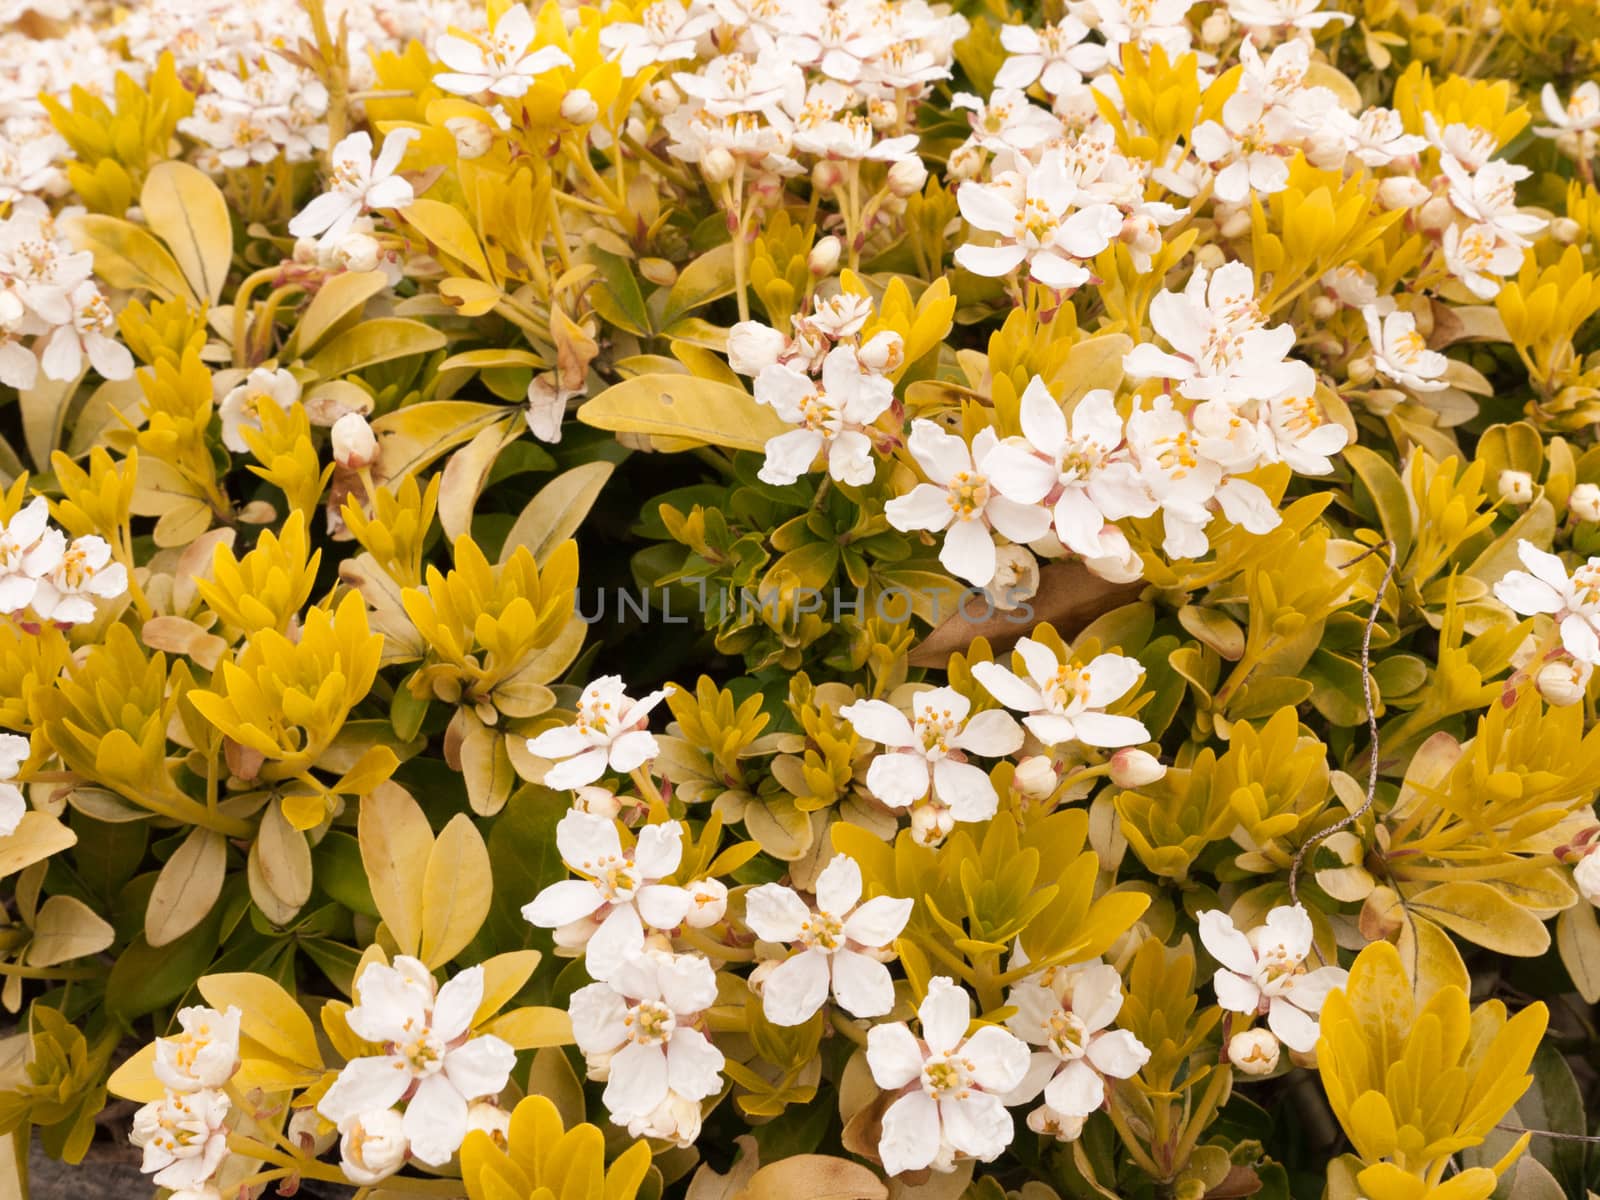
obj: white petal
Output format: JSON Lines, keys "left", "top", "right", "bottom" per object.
{"left": 318, "top": 1055, "right": 412, "bottom": 1127}
{"left": 918, "top": 977, "right": 971, "bottom": 1055}
{"left": 745, "top": 883, "right": 810, "bottom": 943}
{"left": 842, "top": 895, "right": 913, "bottom": 948}
{"left": 585, "top": 904, "right": 645, "bottom": 980}
{"left": 1266, "top": 997, "right": 1321, "bottom": 1053}
{"left": 878, "top": 1091, "right": 941, "bottom": 1175}
{"left": 886, "top": 483, "right": 955, "bottom": 533}
{"left": 941, "top": 517, "right": 998, "bottom": 586}
{"left": 763, "top": 949, "right": 832, "bottom": 1025}
{"left": 954, "top": 709, "right": 1024, "bottom": 757}
{"left": 841, "top": 699, "right": 915, "bottom": 747}
{"left": 1197, "top": 910, "right": 1257, "bottom": 975}
{"left": 866, "top": 752, "right": 932, "bottom": 808}
{"left": 443, "top": 1034, "right": 515, "bottom": 1100}
{"left": 1042, "top": 1057, "right": 1104, "bottom": 1117}
{"left": 867, "top": 1022, "right": 925, "bottom": 1089}
{"left": 637, "top": 884, "right": 692, "bottom": 930}
{"left": 815, "top": 855, "right": 863, "bottom": 914}
{"left": 831, "top": 950, "right": 895, "bottom": 1018}
{"left": 523, "top": 879, "right": 604, "bottom": 928}
{"left": 931, "top": 759, "right": 999, "bottom": 821}
{"left": 633, "top": 821, "right": 684, "bottom": 877}
{"left": 605, "top": 1041, "right": 668, "bottom": 1118}
{"left": 939, "top": 1091, "right": 1014, "bottom": 1161}
{"left": 431, "top": 966, "right": 484, "bottom": 1041}
{"left": 963, "top": 1025, "right": 1031, "bottom": 1092}
{"left": 971, "top": 661, "right": 1045, "bottom": 712}
{"left": 1084, "top": 1029, "right": 1149, "bottom": 1079}
{"left": 1213, "top": 968, "right": 1262, "bottom": 1015}
{"left": 666, "top": 1027, "right": 725, "bottom": 1100}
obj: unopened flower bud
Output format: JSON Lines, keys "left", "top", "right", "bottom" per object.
{"left": 1109, "top": 747, "right": 1166, "bottom": 788}
{"left": 1416, "top": 195, "right": 1455, "bottom": 234}
{"left": 684, "top": 878, "right": 728, "bottom": 927}
{"left": 1375, "top": 176, "right": 1430, "bottom": 210}
{"left": 1497, "top": 468, "right": 1534, "bottom": 505}
{"left": 288, "top": 1109, "right": 335, "bottom": 1156}
{"left": 1575, "top": 851, "right": 1600, "bottom": 906}
{"left": 561, "top": 89, "right": 599, "bottom": 125}
{"left": 856, "top": 330, "right": 904, "bottom": 374}
{"left": 986, "top": 543, "right": 1040, "bottom": 611}
{"left": 909, "top": 803, "right": 954, "bottom": 845}
{"left": 331, "top": 232, "right": 382, "bottom": 273}
{"left": 1346, "top": 355, "right": 1376, "bottom": 386}
{"left": 727, "top": 320, "right": 787, "bottom": 375}
{"left": 1552, "top": 216, "right": 1583, "bottom": 244}
{"left": 1217, "top": 206, "right": 1252, "bottom": 239}
{"left": 1193, "top": 242, "right": 1227, "bottom": 271}
{"left": 467, "top": 1102, "right": 512, "bottom": 1146}
{"left": 1309, "top": 294, "right": 1339, "bottom": 321}
{"left": 1571, "top": 482, "right": 1600, "bottom": 522}
{"left": 1199, "top": 10, "right": 1232, "bottom": 43}
{"left": 1303, "top": 133, "right": 1348, "bottom": 171}
{"left": 643, "top": 81, "right": 680, "bottom": 115}
{"left": 339, "top": 1110, "right": 408, "bottom": 1186}
{"left": 1027, "top": 1104, "right": 1087, "bottom": 1141}
{"left": 701, "top": 147, "right": 736, "bottom": 184}
{"left": 573, "top": 785, "right": 620, "bottom": 818}
{"left": 331, "top": 411, "right": 378, "bottom": 470}
{"left": 888, "top": 156, "right": 928, "bottom": 197}
{"left": 808, "top": 235, "right": 842, "bottom": 276}
{"left": 446, "top": 116, "right": 494, "bottom": 160}
{"left": 1536, "top": 659, "right": 1589, "bottom": 707}
{"left": 812, "top": 159, "right": 844, "bottom": 192}
{"left": 1228, "top": 1029, "right": 1280, "bottom": 1076}
{"left": 1013, "top": 755, "right": 1058, "bottom": 800}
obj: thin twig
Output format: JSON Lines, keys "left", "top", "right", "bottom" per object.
{"left": 1496, "top": 1123, "right": 1600, "bottom": 1142}
{"left": 1289, "top": 540, "right": 1398, "bottom": 904}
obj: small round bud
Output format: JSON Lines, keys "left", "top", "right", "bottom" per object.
{"left": 1346, "top": 355, "right": 1376, "bottom": 386}
{"left": 808, "top": 235, "right": 843, "bottom": 277}
{"left": 1497, "top": 468, "right": 1534, "bottom": 505}
{"left": 1575, "top": 851, "right": 1600, "bottom": 906}
{"left": 288, "top": 1109, "right": 335, "bottom": 1156}
{"left": 1571, "top": 482, "right": 1600, "bottom": 522}
{"left": 643, "top": 81, "right": 680, "bottom": 115}
{"left": 467, "top": 1102, "right": 512, "bottom": 1146}
{"left": 330, "top": 232, "right": 382, "bottom": 273}
{"left": 1416, "top": 195, "right": 1456, "bottom": 234}
{"left": 1013, "top": 755, "right": 1059, "bottom": 800}
{"left": 1193, "top": 242, "right": 1227, "bottom": 271}
{"left": 811, "top": 159, "right": 844, "bottom": 192}
{"left": 1109, "top": 747, "right": 1166, "bottom": 788}
{"left": 1199, "top": 10, "right": 1232, "bottom": 43}
{"left": 887, "top": 156, "right": 928, "bottom": 197}
{"left": 701, "top": 147, "right": 736, "bottom": 184}
{"left": 339, "top": 1110, "right": 409, "bottom": 1186}
{"left": 573, "top": 785, "right": 621, "bottom": 818}
{"left": 855, "top": 330, "right": 905, "bottom": 374}
{"left": 947, "top": 142, "right": 984, "bottom": 182}
{"left": 445, "top": 116, "right": 494, "bottom": 160}
{"left": 1027, "top": 1104, "right": 1087, "bottom": 1141}
{"left": 909, "top": 803, "right": 954, "bottom": 845}
{"left": 1228, "top": 1029, "right": 1281, "bottom": 1076}
{"left": 727, "top": 321, "right": 788, "bottom": 376}
{"left": 1309, "top": 295, "right": 1339, "bottom": 321}
{"left": 331, "top": 411, "right": 378, "bottom": 470}
{"left": 1552, "top": 216, "right": 1583, "bottom": 244}
{"left": 1303, "top": 132, "right": 1348, "bottom": 171}
{"left": 1536, "top": 659, "right": 1589, "bottom": 707}
{"left": 1376, "top": 176, "right": 1431, "bottom": 210}
{"left": 1217, "top": 206, "right": 1252, "bottom": 239}
{"left": 684, "top": 878, "right": 729, "bottom": 927}
{"left": 561, "top": 89, "right": 599, "bottom": 125}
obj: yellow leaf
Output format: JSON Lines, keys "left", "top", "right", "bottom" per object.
{"left": 499, "top": 461, "right": 615, "bottom": 567}
{"left": 139, "top": 160, "right": 233, "bottom": 307}
{"left": 577, "top": 374, "right": 790, "bottom": 453}
{"left": 105, "top": 1042, "right": 164, "bottom": 1103}
{"left": 402, "top": 198, "right": 492, "bottom": 279}
{"left": 472, "top": 950, "right": 543, "bottom": 1025}
{"left": 477, "top": 1005, "right": 573, "bottom": 1050}
{"left": 359, "top": 782, "right": 433, "bottom": 957}
{"left": 63, "top": 213, "right": 191, "bottom": 302}
{"left": 294, "top": 270, "right": 388, "bottom": 353}
{"left": 1409, "top": 881, "right": 1551, "bottom": 956}
{"left": 419, "top": 813, "right": 492, "bottom": 968}
{"left": 26, "top": 896, "right": 114, "bottom": 967}
{"left": 198, "top": 972, "right": 323, "bottom": 1070}
{"left": 740, "top": 1154, "right": 888, "bottom": 1200}
{"left": 145, "top": 827, "right": 226, "bottom": 948}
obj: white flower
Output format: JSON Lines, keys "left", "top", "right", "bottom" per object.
{"left": 684, "top": 878, "right": 728, "bottom": 928}
{"left": 1255, "top": 379, "right": 1348, "bottom": 477}
{"left": 521, "top": 811, "right": 691, "bottom": 980}
{"left": 1084, "top": 0, "right": 1194, "bottom": 57}
{"left": 1362, "top": 306, "right": 1448, "bottom": 392}
{"left": 727, "top": 320, "right": 789, "bottom": 375}
{"left": 950, "top": 89, "right": 1061, "bottom": 156}
{"left": 288, "top": 129, "right": 419, "bottom": 246}
{"left": 841, "top": 687, "right": 1022, "bottom": 820}
{"left": 972, "top": 639, "right": 1149, "bottom": 749}
{"left": 994, "top": 19, "right": 1107, "bottom": 96}
{"left": 1441, "top": 221, "right": 1522, "bottom": 300}
{"left": 744, "top": 854, "right": 912, "bottom": 1025}
{"left": 30, "top": 535, "right": 128, "bottom": 626}
{"left": 600, "top": 2, "right": 717, "bottom": 77}
{"left": 1425, "top": 115, "right": 1499, "bottom": 172}
{"left": 317, "top": 957, "right": 517, "bottom": 1166}
{"left": 885, "top": 420, "right": 1052, "bottom": 587}
{"left": 1574, "top": 852, "right": 1600, "bottom": 907}
{"left": 675, "top": 51, "right": 805, "bottom": 118}
{"left": 1536, "top": 82, "right": 1600, "bottom": 136}
{"left": 1494, "top": 540, "right": 1600, "bottom": 665}
{"left": 1347, "top": 108, "right": 1427, "bottom": 167}
{"left": 218, "top": 367, "right": 302, "bottom": 454}
{"left": 154, "top": 1006, "right": 241, "bottom": 1094}
{"left": 754, "top": 346, "right": 894, "bottom": 487}
{"left": 1121, "top": 399, "right": 1228, "bottom": 558}
{"left": 434, "top": 5, "right": 573, "bottom": 96}
{"left": 39, "top": 281, "right": 132, "bottom": 382}
{"left": 525, "top": 675, "right": 668, "bottom": 788}
{"left": 1003, "top": 962, "right": 1150, "bottom": 1118}
{"left": 0, "top": 497, "right": 62, "bottom": 614}
{"left": 866, "top": 976, "right": 1030, "bottom": 1175}
{"left": 332, "top": 411, "right": 379, "bottom": 469}
{"left": 1227, "top": 0, "right": 1352, "bottom": 33}
{"left": 954, "top": 151, "right": 1124, "bottom": 291}
{"left": 338, "top": 1109, "right": 409, "bottom": 1185}
{"left": 1441, "top": 157, "right": 1545, "bottom": 248}
{"left": 568, "top": 950, "right": 724, "bottom": 1126}
{"left": 1196, "top": 904, "right": 1347, "bottom": 1053}
{"left": 1191, "top": 92, "right": 1299, "bottom": 205}
{"left": 0, "top": 732, "right": 27, "bottom": 837}
{"left": 131, "top": 1089, "right": 231, "bottom": 1193}
{"left": 1123, "top": 262, "right": 1300, "bottom": 403}
{"left": 985, "top": 381, "right": 1155, "bottom": 561}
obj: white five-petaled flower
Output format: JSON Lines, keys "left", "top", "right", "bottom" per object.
{"left": 40, "top": 281, "right": 133, "bottom": 382}
{"left": 1227, "top": 0, "right": 1353, "bottom": 33}
{"left": 1494, "top": 540, "right": 1600, "bottom": 665}
{"left": 1536, "top": 82, "right": 1600, "bottom": 137}
{"left": 985, "top": 381, "right": 1155, "bottom": 561}
{"left": 317, "top": 957, "right": 517, "bottom": 1167}
{"left": 885, "top": 419, "right": 1053, "bottom": 587}
{"left": 841, "top": 687, "right": 1023, "bottom": 821}
{"left": 0, "top": 497, "right": 62, "bottom": 615}
{"left": 866, "top": 975, "right": 1031, "bottom": 1176}
{"left": 1362, "top": 306, "right": 1449, "bottom": 392}
{"left": 1196, "top": 904, "right": 1347, "bottom": 1053}
{"left": 1441, "top": 221, "right": 1523, "bottom": 300}
{"left": 30, "top": 534, "right": 127, "bottom": 625}
{"left": 433, "top": 4, "right": 573, "bottom": 97}
{"left": 744, "top": 854, "right": 913, "bottom": 1025}
{"left": 0, "top": 732, "right": 27, "bottom": 837}
{"left": 600, "top": 2, "right": 718, "bottom": 77}
{"left": 1441, "top": 157, "right": 1545, "bottom": 248}
{"left": 131, "top": 1088, "right": 231, "bottom": 1193}
{"left": 217, "top": 367, "right": 301, "bottom": 455}
{"left": 288, "top": 129, "right": 419, "bottom": 247}
{"left": 1123, "top": 262, "right": 1299, "bottom": 403}
{"left": 1190, "top": 91, "right": 1300, "bottom": 205}
{"left": 568, "top": 949, "right": 724, "bottom": 1130}
{"left": 1003, "top": 962, "right": 1150, "bottom": 1119}
{"left": 994, "top": 19, "right": 1108, "bottom": 96}
{"left": 522, "top": 811, "right": 691, "bottom": 980}
{"left": 153, "top": 1005, "right": 242, "bottom": 1094}
{"left": 971, "top": 638, "right": 1150, "bottom": 749}
{"left": 954, "top": 150, "right": 1124, "bottom": 291}
{"left": 525, "top": 674, "right": 668, "bottom": 788}
{"left": 754, "top": 345, "right": 894, "bottom": 487}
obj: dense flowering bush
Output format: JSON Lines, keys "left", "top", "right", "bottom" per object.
{"left": 0, "top": 0, "right": 1599, "bottom": 1197}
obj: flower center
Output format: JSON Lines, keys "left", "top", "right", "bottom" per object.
{"left": 1152, "top": 430, "right": 1201, "bottom": 477}
{"left": 1044, "top": 1010, "right": 1090, "bottom": 1060}
{"left": 947, "top": 470, "right": 991, "bottom": 519}
{"left": 627, "top": 999, "right": 677, "bottom": 1045}
{"left": 915, "top": 706, "right": 962, "bottom": 756}
{"left": 1573, "top": 562, "right": 1600, "bottom": 606}
{"left": 921, "top": 1054, "right": 974, "bottom": 1098}
{"left": 799, "top": 908, "right": 846, "bottom": 951}
{"left": 396, "top": 1028, "right": 447, "bottom": 1076}
{"left": 1047, "top": 662, "right": 1092, "bottom": 711}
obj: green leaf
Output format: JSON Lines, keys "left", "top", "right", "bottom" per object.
{"left": 305, "top": 318, "right": 446, "bottom": 378}
{"left": 499, "top": 460, "right": 615, "bottom": 566}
